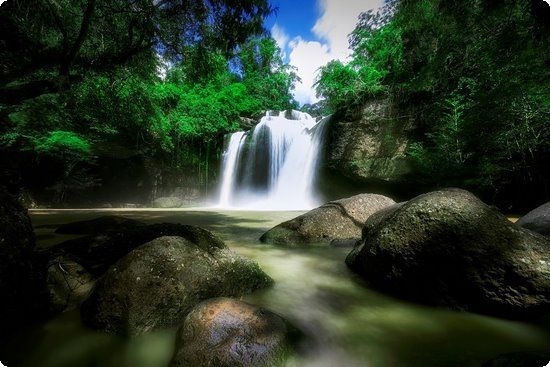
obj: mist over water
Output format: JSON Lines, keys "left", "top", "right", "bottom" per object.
{"left": 217, "top": 110, "right": 329, "bottom": 210}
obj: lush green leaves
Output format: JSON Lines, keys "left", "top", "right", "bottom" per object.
{"left": 317, "top": 0, "right": 550, "bottom": 207}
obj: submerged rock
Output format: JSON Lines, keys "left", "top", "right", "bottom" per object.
{"left": 48, "top": 222, "right": 225, "bottom": 276}
{"left": 81, "top": 236, "right": 273, "bottom": 336}
{"left": 170, "top": 298, "right": 297, "bottom": 367}
{"left": 260, "top": 194, "right": 395, "bottom": 245}
{"left": 517, "top": 202, "right": 550, "bottom": 236}
{"left": 47, "top": 256, "right": 94, "bottom": 313}
{"left": 152, "top": 196, "right": 184, "bottom": 208}
{"left": 346, "top": 189, "right": 550, "bottom": 320}
{"left": 55, "top": 215, "right": 145, "bottom": 235}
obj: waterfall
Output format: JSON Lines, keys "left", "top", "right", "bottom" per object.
{"left": 218, "top": 131, "right": 246, "bottom": 207}
{"left": 217, "top": 110, "right": 329, "bottom": 210}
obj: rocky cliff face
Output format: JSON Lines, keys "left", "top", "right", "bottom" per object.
{"left": 320, "top": 99, "right": 416, "bottom": 199}
{"left": 325, "top": 99, "right": 414, "bottom": 183}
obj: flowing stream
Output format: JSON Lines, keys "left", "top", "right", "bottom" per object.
{"left": 217, "top": 111, "right": 329, "bottom": 210}
{"left": 3, "top": 209, "right": 550, "bottom": 367}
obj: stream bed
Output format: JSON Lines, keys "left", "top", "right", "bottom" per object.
{"left": 3, "top": 209, "right": 550, "bottom": 367}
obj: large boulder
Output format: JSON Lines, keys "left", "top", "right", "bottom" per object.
{"left": 170, "top": 298, "right": 297, "bottom": 367}
{"left": 46, "top": 256, "right": 95, "bottom": 313}
{"left": 517, "top": 202, "right": 550, "bottom": 236}
{"left": 0, "top": 190, "right": 47, "bottom": 342}
{"left": 346, "top": 189, "right": 550, "bottom": 320}
{"left": 47, "top": 222, "right": 225, "bottom": 276}
{"left": 55, "top": 215, "right": 145, "bottom": 235}
{"left": 81, "top": 236, "right": 273, "bottom": 336}
{"left": 152, "top": 196, "right": 185, "bottom": 208}
{"left": 260, "top": 194, "right": 395, "bottom": 245}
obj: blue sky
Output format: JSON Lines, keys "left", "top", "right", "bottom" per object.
{"left": 265, "top": 0, "right": 383, "bottom": 106}
{"left": 266, "top": 0, "right": 320, "bottom": 43}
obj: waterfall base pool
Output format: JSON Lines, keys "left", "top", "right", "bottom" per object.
{"left": 4, "top": 209, "right": 550, "bottom": 367}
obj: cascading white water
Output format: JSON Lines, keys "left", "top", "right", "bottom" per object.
{"left": 217, "top": 110, "right": 329, "bottom": 210}
{"left": 218, "top": 131, "right": 246, "bottom": 207}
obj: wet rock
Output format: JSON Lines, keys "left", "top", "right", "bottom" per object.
{"left": 48, "top": 222, "right": 225, "bottom": 276}
{"left": 260, "top": 194, "right": 395, "bottom": 245}
{"left": 482, "top": 351, "right": 550, "bottom": 367}
{"left": 239, "top": 117, "right": 257, "bottom": 131}
{"left": 47, "top": 256, "right": 95, "bottom": 313}
{"left": 517, "top": 202, "right": 550, "bottom": 236}
{"left": 346, "top": 189, "right": 550, "bottom": 320}
{"left": 0, "top": 189, "right": 47, "bottom": 342}
{"left": 170, "top": 298, "right": 297, "bottom": 367}
{"left": 55, "top": 215, "right": 145, "bottom": 235}
{"left": 81, "top": 236, "right": 273, "bottom": 336}
{"left": 152, "top": 196, "right": 184, "bottom": 208}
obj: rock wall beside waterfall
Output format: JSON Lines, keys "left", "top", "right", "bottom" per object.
{"left": 321, "top": 99, "right": 417, "bottom": 197}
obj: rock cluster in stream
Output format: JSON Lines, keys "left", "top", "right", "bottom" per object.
{"left": 260, "top": 188, "right": 550, "bottom": 321}
{"left": 4, "top": 186, "right": 550, "bottom": 365}
{"left": 81, "top": 235, "right": 273, "bottom": 336}
{"left": 38, "top": 214, "right": 297, "bottom": 364}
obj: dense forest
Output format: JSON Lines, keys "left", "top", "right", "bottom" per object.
{"left": 316, "top": 0, "right": 550, "bottom": 210}
{"left": 0, "top": 0, "right": 297, "bottom": 204}
{"left": 1, "top": 0, "right": 549, "bottom": 210}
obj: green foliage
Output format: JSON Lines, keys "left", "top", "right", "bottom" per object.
{"left": 0, "top": 0, "right": 297, "bottom": 202}
{"left": 36, "top": 130, "right": 91, "bottom": 157}
{"left": 317, "top": 0, "right": 550, "bottom": 206}
{"left": 316, "top": 61, "right": 361, "bottom": 112}
{"left": 237, "top": 37, "right": 299, "bottom": 112}
{"left": 316, "top": 14, "right": 402, "bottom": 112}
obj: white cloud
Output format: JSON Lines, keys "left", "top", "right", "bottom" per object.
{"left": 280, "top": 0, "right": 383, "bottom": 105}
{"left": 288, "top": 37, "right": 333, "bottom": 105}
{"left": 271, "top": 24, "right": 290, "bottom": 54}
{"left": 313, "top": 0, "right": 382, "bottom": 61}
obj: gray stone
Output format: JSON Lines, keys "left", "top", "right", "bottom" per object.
{"left": 517, "top": 202, "right": 550, "bottom": 236}
{"left": 346, "top": 189, "right": 550, "bottom": 320}
{"left": 260, "top": 194, "right": 395, "bottom": 245}
{"left": 170, "top": 298, "right": 297, "bottom": 367}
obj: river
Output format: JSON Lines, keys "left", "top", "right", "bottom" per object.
{"left": 3, "top": 209, "right": 549, "bottom": 367}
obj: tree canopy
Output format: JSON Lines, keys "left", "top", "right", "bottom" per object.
{"left": 316, "top": 0, "right": 550, "bottom": 208}
{"left": 0, "top": 0, "right": 299, "bottom": 202}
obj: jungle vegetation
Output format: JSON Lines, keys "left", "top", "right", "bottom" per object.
{"left": 316, "top": 0, "right": 550, "bottom": 208}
